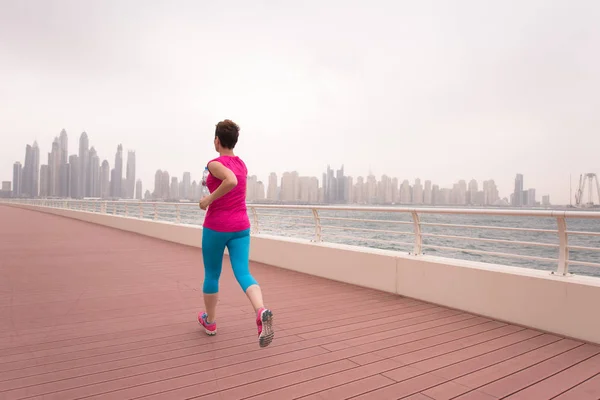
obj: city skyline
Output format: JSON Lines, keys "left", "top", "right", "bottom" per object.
{"left": 3, "top": 129, "right": 555, "bottom": 207}
{"left": 2, "top": 2, "right": 600, "bottom": 206}
{"left": 2, "top": 129, "right": 142, "bottom": 201}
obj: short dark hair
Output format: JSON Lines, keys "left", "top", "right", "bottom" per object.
{"left": 215, "top": 119, "right": 240, "bottom": 149}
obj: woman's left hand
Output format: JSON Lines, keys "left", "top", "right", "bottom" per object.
{"left": 199, "top": 195, "right": 213, "bottom": 210}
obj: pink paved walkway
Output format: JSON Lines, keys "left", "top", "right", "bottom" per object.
{"left": 0, "top": 205, "right": 598, "bottom": 399}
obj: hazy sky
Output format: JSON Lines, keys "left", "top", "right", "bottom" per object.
{"left": 1, "top": 0, "right": 599, "bottom": 204}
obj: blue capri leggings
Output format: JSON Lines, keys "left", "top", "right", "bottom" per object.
{"left": 201, "top": 227, "right": 258, "bottom": 294}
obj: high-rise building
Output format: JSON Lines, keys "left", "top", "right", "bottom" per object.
{"left": 400, "top": 180, "right": 411, "bottom": 204}
{"left": 424, "top": 180, "right": 432, "bottom": 205}
{"left": 39, "top": 165, "right": 49, "bottom": 197}
{"left": 182, "top": 172, "right": 191, "bottom": 200}
{"left": 468, "top": 179, "right": 478, "bottom": 205}
{"left": 257, "top": 180, "right": 266, "bottom": 201}
{"left": 100, "top": 160, "right": 110, "bottom": 199}
{"left": 79, "top": 132, "right": 89, "bottom": 198}
{"left": 457, "top": 180, "right": 467, "bottom": 205}
{"left": 297, "top": 176, "right": 318, "bottom": 203}
{"left": 170, "top": 177, "right": 179, "bottom": 199}
{"left": 392, "top": 178, "right": 399, "bottom": 204}
{"left": 22, "top": 142, "right": 40, "bottom": 198}
{"left": 345, "top": 176, "right": 353, "bottom": 204}
{"left": 247, "top": 175, "right": 258, "bottom": 201}
{"left": 31, "top": 142, "right": 40, "bottom": 198}
{"left": 135, "top": 179, "right": 143, "bottom": 200}
{"left": 191, "top": 180, "right": 198, "bottom": 201}
{"left": 89, "top": 147, "right": 100, "bottom": 197}
{"left": 59, "top": 129, "right": 68, "bottom": 164}
{"left": 69, "top": 155, "right": 79, "bottom": 198}
{"left": 12, "top": 162, "right": 22, "bottom": 197}
{"left": 111, "top": 144, "right": 123, "bottom": 198}
{"left": 153, "top": 170, "right": 163, "bottom": 199}
{"left": 59, "top": 163, "right": 70, "bottom": 198}
{"left": 336, "top": 165, "right": 346, "bottom": 203}
{"left": 354, "top": 176, "right": 365, "bottom": 204}
{"left": 432, "top": 184, "right": 440, "bottom": 205}
{"left": 526, "top": 188, "right": 536, "bottom": 207}
{"left": 513, "top": 174, "right": 524, "bottom": 207}
{"left": 542, "top": 195, "right": 550, "bottom": 206}
{"left": 22, "top": 145, "right": 32, "bottom": 197}
{"left": 413, "top": 179, "right": 424, "bottom": 204}
{"left": 126, "top": 151, "right": 136, "bottom": 199}
{"left": 280, "top": 171, "right": 299, "bottom": 202}
{"left": 379, "top": 175, "right": 393, "bottom": 204}
{"left": 267, "top": 173, "right": 278, "bottom": 201}
{"left": 324, "top": 166, "right": 335, "bottom": 203}
{"left": 49, "top": 138, "right": 60, "bottom": 197}
{"left": 483, "top": 180, "right": 499, "bottom": 205}
{"left": 161, "top": 171, "right": 170, "bottom": 200}
{"left": 366, "top": 174, "right": 376, "bottom": 204}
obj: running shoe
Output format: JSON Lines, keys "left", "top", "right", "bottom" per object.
{"left": 198, "top": 312, "right": 217, "bottom": 336}
{"left": 256, "top": 307, "right": 274, "bottom": 348}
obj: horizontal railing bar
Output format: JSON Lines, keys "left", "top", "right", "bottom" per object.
{"left": 567, "top": 231, "right": 600, "bottom": 237}
{"left": 254, "top": 212, "right": 314, "bottom": 219}
{"left": 321, "top": 225, "right": 414, "bottom": 235}
{"left": 318, "top": 216, "right": 412, "bottom": 225}
{"left": 423, "top": 244, "right": 558, "bottom": 263}
{"left": 422, "top": 233, "right": 559, "bottom": 248}
{"left": 324, "top": 233, "right": 414, "bottom": 248}
{"left": 568, "top": 245, "right": 600, "bottom": 252}
{"left": 257, "top": 229, "right": 313, "bottom": 237}
{"left": 26, "top": 199, "right": 600, "bottom": 219}
{"left": 421, "top": 222, "right": 557, "bottom": 234}
{"left": 567, "top": 259, "right": 600, "bottom": 268}
{"left": 274, "top": 222, "right": 315, "bottom": 228}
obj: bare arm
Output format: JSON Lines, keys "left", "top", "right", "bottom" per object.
{"left": 206, "top": 161, "right": 238, "bottom": 203}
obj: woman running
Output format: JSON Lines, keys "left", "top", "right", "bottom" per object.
{"left": 197, "top": 119, "right": 274, "bottom": 348}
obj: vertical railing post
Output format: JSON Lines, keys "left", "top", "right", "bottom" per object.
{"left": 139, "top": 203, "right": 143, "bottom": 219}
{"left": 250, "top": 206, "right": 259, "bottom": 234}
{"left": 411, "top": 211, "right": 423, "bottom": 255}
{"left": 125, "top": 203, "right": 129, "bottom": 217}
{"left": 176, "top": 204, "right": 181, "bottom": 224}
{"left": 556, "top": 216, "right": 569, "bottom": 275}
{"left": 312, "top": 208, "right": 322, "bottom": 242}
{"left": 153, "top": 203, "right": 158, "bottom": 220}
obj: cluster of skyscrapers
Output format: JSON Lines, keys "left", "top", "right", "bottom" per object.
{"left": 246, "top": 167, "right": 548, "bottom": 207}
{"left": 246, "top": 165, "right": 504, "bottom": 206}
{"left": 6, "top": 130, "right": 140, "bottom": 200}
{"left": 511, "top": 173, "right": 545, "bottom": 207}
{"left": 4, "top": 136, "right": 550, "bottom": 207}
{"left": 150, "top": 170, "right": 205, "bottom": 202}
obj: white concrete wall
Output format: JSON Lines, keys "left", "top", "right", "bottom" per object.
{"left": 7, "top": 203, "right": 600, "bottom": 344}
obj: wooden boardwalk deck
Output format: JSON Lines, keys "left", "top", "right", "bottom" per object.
{"left": 0, "top": 205, "right": 598, "bottom": 400}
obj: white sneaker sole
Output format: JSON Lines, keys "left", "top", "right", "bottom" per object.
{"left": 259, "top": 309, "right": 274, "bottom": 348}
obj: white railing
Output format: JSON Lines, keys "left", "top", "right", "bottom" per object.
{"left": 4, "top": 199, "right": 600, "bottom": 277}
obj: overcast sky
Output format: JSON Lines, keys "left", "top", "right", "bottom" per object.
{"left": 1, "top": 0, "right": 599, "bottom": 204}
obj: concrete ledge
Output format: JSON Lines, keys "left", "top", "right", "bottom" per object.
{"left": 6, "top": 203, "right": 600, "bottom": 344}
{"left": 249, "top": 234, "right": 399, "bottom": 293}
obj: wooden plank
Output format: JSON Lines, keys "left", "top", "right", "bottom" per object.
{"left": 505, "top": 353, "right": 600, "bottom": 399}
{"left": 461, "top": 344, "right": 600, "bottom": 399}
{"left": 553, "top": 373, "right": 600, "bottom": 400}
